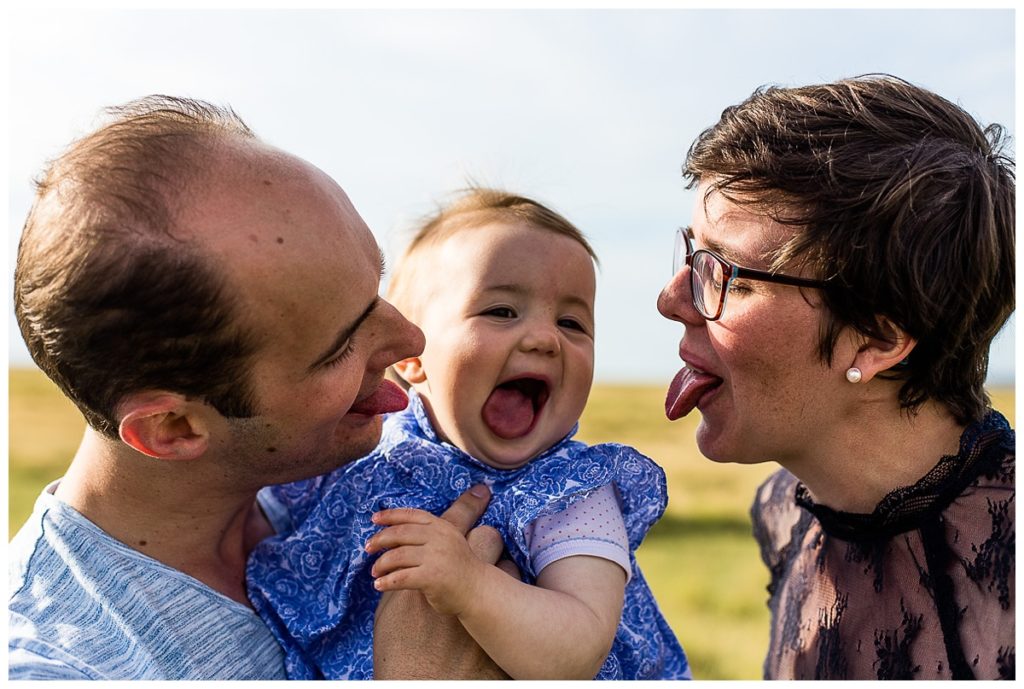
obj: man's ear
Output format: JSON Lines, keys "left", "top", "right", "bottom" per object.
{"left": 117, "top": 392, "right": 210, "bottom": 460}
{"left": 848, "top": 318, "right": 916, "bottom": 383}
{"left": 392, "top": 357, "right": 427, "bottom": 385}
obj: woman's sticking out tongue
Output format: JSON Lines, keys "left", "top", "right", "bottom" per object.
{"left": 665, "top": 366, "right": 721, "bottom": 420}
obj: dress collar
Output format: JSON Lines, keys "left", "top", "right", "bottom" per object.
{"left": 794, "top": 410, "right": 1013, "bottom": 541}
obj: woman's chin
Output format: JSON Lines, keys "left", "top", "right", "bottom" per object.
{"left": 696, "top": 422, "right": 740, "bottom": 465}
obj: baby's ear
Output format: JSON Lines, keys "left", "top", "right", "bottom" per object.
{"left": 393, "top": 357, "right": 427, "bottom": 385}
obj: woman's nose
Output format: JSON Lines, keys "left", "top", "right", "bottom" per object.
{"left": 657, "top": 267, "right": 704, "bottom": 326}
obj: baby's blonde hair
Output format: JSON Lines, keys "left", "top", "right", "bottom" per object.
{"left": 387, "top": 186, "right": 597, "bottom": 321}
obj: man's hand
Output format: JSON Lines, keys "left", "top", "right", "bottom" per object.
{"left": 372, "top": 485, "right": 515, "bottom": 679}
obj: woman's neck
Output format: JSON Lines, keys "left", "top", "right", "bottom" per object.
{"left": 783, "top": 400, "right": 967, "bottom": 514}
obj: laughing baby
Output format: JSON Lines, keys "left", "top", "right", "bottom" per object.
{"left": 247, "top": 187, "right": 689, "bottom": 680}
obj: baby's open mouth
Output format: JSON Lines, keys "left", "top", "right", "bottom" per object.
{"left": 481, "top": 377, "right": 550, "bottom": 439}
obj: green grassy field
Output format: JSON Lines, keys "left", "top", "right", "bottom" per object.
{"left": 8, "top": 367, "right": 1015, "bottom": 679}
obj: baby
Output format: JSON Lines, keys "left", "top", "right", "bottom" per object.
{"left": 247, "top": 188, "right": 689, "bottom": 680}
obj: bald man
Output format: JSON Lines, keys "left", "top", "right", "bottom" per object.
{"left": 10, "top": 97, "right": 507, "bottom": 680}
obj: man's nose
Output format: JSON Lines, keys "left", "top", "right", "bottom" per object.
{"left": 377, "top": 299, "right": 425, "bottom": 365}
{"left": 657, "top": 267, "right": 705, "bottom": 327}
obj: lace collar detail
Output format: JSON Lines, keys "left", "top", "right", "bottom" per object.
{"left": 795, "top": 410, "right": 1013, "bottom": 541}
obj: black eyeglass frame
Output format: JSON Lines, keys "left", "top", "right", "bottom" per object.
{"left": 674, "top": 228, "right": 827, "bottom": 321}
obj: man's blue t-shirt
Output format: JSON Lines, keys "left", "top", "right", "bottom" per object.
{"left": 8, "top": 482, "right": 291, "bottom": 680}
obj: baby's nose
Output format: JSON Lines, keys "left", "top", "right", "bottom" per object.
{"left": 519, "top": 324, "right": 560, "bottom": 355}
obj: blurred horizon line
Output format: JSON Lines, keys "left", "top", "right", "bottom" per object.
{"left": 7, "top": 363, "right": 1016, "bottom": 388}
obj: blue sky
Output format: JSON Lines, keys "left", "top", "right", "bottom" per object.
{"left": 7, "top": 8, "right": 1015, "bottom": 384}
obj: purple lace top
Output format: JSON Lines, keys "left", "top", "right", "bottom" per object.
{"left": 751, "top": 410, "right": 1014, "bottom": 680}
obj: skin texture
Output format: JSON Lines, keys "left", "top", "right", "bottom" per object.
{"left": 47, "top": 136, "right": 501, "bottom": 676}
{"left": 657, "top": 180, "right": 965, "bottom": 512}
{"left": 374, "top": 224, "right": 626, "bottom": 679}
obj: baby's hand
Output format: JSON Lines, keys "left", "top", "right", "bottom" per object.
{"left": 365, "top": 507, "right": 487, "bottom": 616}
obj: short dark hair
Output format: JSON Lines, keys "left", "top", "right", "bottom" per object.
{"left": 685, "top": 75, "right": 1015, "bottom": 423}
{"left": 15, "top": 95, "right": 262, "bottom": 438}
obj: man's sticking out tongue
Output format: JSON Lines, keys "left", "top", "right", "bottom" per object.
{"left": 348, "top": 379, "right": 409, "bottom": 416}
{"left": 482, "top": 383, "right": 536, "bottom": 439}
{"left": 665, "top": 366, "right": 722, "bottom": 420}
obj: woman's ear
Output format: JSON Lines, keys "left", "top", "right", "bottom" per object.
{"left": 392, "top": 357, "right": 427, "bottom": 385}
{"left": 848, "top": 318, "right": 916, "bottom": 383}
{"left": 117, "top": 392, "right": 210, "bottom": 460}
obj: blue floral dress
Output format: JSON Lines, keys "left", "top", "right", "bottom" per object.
{"left": 247, "top": 391, "right": 690, "bottom": 680}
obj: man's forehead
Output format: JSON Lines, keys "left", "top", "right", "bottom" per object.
{"left": 188, "top": 146, "right": 361, "bottom": 247}
{"left": 184, "top": 149, "right": 382, "bottom": 346}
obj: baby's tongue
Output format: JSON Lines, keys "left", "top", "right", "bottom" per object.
{"left": 482, "top": 386, "right": 535, "bottom": 439}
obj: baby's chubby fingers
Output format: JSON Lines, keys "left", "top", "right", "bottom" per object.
{"left": 373, "top": 566, "right": 424, "bottom": 593}
{"left": 370, "top": 507, "right": 437, "bottom": 527}
{"left": 370, "top": 546, "right": 422, "bottom": 578}
{"left": 365, "top": 523, "right": 432, "bottom": 554}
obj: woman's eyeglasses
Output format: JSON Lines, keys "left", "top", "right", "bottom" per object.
{"left": 673, "top": 229, "right": 826, "bottom": 321}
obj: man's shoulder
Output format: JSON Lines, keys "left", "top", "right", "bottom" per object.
{"left": 9, "top": 495, "right": 287, "bottom": 680}
{"left": 9, "top": 492, "right": 71, "bottom": 601}
{"left": 8, "top": 501, "right": 112, "bottom": 679}
{"left": 9, "top": 612, "right": 102, "bottom": 680}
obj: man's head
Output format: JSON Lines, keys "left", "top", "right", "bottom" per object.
{"left": 682, "top": 75, "right": 1015, "bottom": 423}
{"left": 16, "top": 96, "right": 259, "bottom": 438}
{"left": 15, "top": 96, "right": 423, "bottom": 483}
{"left": 386, "top": 188, "right": 598, "bottom": 468}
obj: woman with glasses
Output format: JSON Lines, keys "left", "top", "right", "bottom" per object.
{"left": 657, "top": 76, "right": 1015, "bottom": 680}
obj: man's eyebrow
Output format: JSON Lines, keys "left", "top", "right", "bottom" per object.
{"left": 308, "top": 297, "right": 380, "bottom": 372}
{"left": 308, "top": 253, "right": 384, "bottom": 375}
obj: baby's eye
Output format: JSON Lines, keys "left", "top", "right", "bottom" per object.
{"left": 558, "top": 317, "right": 588, "bottom": 333}
{"left": 484, "top": 306, "right": 517, "bottom": 319}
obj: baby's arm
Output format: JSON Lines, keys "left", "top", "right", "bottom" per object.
{"left": 366, "top": 508, "right": 626, "bottom": 679}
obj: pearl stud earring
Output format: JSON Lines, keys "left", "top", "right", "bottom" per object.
{"left": 845, "top": 367, "right": 862, "bottom": 384}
